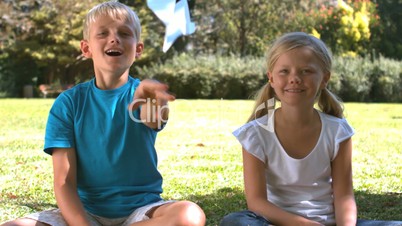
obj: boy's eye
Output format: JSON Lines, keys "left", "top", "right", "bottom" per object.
{"left": 119, "top": 30, "right": 133, "bottom": 37}
{"left": 301, "top": 69, "right": 312, "bottom": 74}
{"left": 97, "top": 31, "right": 107, "bottom": 36}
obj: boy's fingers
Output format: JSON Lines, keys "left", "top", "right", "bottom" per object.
{"left": 128, "top": 84, "right": 175, "bottom": 112}
{"left": 155, "top": 90, "right": 176, "bottom": 102}
{"left": 141, "top": 79, "right": 168, "bottom": 92}
{"left": 141, "top": 79, "right": 176, "bottom": 101}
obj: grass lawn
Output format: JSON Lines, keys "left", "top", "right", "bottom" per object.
{"left": 0, "top": 99, "right": 401, "bottom": 225}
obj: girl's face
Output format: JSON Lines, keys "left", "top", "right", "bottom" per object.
{"left": 80, "top": 15, "right": 143, "bottom": 77}
{"left": 268, "top": 46, "right": 329, "bottom": 107}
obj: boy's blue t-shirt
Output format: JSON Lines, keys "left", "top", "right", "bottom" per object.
{"left": 44, "top": 77, "right": 163, "bottom": 218}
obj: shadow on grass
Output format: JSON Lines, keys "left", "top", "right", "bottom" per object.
{"left": 355, "top": 191, "right": 402, "bottom": 221}
{"left": 186, "top": 188, "right": 402, "bottom": 226}
{"left": 17, "top": 202, "right": 57, "bottom": 212}
{"left": 187, "top": 187, "right": 246, "bottom": 226}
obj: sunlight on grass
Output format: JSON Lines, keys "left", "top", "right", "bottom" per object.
{"left": 1, "top": 99, "right": 401, "bottom": 224}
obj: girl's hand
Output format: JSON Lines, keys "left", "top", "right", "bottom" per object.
{"left": 290, "top": 218, "right": 324, "bottom": 226}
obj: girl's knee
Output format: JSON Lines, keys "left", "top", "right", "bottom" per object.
{"left": 220, "top": 211, "right": 247, "bottom": 226}
{"left": 220, "top": 210, "right": 268, "bottom": 226}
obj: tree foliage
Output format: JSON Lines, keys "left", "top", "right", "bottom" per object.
{"left": 0, "top": 0, "right": 163, "bottom": 96}
{"left": 0, "top": 0, "right": 93, "bottom": 96}
{"left": 308, "top": 0, "right": 381, "bottom": 57}
{"left": 375, "top": 0, "right": 402, "bottom": 60}
{"left": 0, "top": 0, "right": 400, "bottom": 97}
{"left": 190, "top": 0, "right": 315, "bottom": 57}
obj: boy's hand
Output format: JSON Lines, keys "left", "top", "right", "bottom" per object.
{"left": 129, "top": 79, "right": 175, "bottom": 129}
{"left": 132, "top": 79, "right": 175, "bottom": 110}
{"left": 130, "top": 79, "right": 175, "bottom": 111}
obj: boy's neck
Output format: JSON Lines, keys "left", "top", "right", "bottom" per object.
{"left": 94, "top": 71, "right": 129, "bottom": 90}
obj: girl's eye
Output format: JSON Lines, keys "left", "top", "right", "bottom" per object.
{"left": 301, "top": 69, "right": 312, "bottom": 74}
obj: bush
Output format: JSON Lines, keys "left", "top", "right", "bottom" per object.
{"left": 136, "top": 53, "right": 402, "bottom": 102}
{"left": 332, "top": 55, "right": 402, "bottom": 102}
{"left": 0, "top": 52, "right": 40, "bottom": 97}
{"left": 369, "top": 56, "right": 402, "bottom": 102}
{"left": 136, "top": 54, "right": 267, "bottom": 99}
{"left": 332, "top": 56, "right": 375, "bottom": 102}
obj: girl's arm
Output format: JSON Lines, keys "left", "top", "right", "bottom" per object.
{"left": 52, "top": 148, "right": 91, "bottom": 226}
{"left": 242, "top": 149, "right": 323, "bottom": 226}
{"left": 331, "top": 138, "right": 357, "bottom": 226}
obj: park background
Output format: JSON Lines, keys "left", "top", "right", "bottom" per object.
{"left": 0, "top": 0, "right": 401, "bottom": 225}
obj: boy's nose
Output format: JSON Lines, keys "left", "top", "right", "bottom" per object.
{"left": 110, "top": 35, "right": 120, "bottom": 44}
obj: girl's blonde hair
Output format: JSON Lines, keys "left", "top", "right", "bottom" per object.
{"left": 248, "top": 32, "right": 343, "bottom": 122}
{"left": 83, "top": 1, "right": 141, "bottom": 42}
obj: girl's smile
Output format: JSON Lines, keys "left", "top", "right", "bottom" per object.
{"left": 269, "top": 46, "right": 329, "bottom": 106}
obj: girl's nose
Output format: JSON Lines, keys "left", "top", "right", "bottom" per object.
{"left": 290, "top": 73, "right": 302, "bottom": 84}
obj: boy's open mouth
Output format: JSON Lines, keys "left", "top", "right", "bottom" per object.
{"left": 105, "top": 49, "right": 122, "bottom": 56}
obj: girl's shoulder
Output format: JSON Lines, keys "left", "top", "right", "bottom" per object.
{"left": 232, "top": 113, "right": 274, "bottom": 164}
{"left": 318, "top": 110, "right": 355, "bottom": 138}
{"left": 233, "top": 113, "right": 273, "bottom": 137}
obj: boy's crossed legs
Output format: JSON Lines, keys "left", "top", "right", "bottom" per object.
{"left": 2, "top": 200, "right": 205, "bottom": 226}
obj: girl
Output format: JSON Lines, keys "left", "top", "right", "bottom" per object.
{"left": 220, "top": 32, "right": 402, "bottom": 226}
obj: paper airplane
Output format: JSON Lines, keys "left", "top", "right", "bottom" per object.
{"left": 147, "top": 0, "right": 196, "bottom": 52}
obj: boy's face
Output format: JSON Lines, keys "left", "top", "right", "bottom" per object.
{"left": 80, "top": 15, "right": 143, "bottom": 76}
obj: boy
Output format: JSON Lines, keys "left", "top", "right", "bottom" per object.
{"left": 2, "top": 1, "right": 205, "bottom": 226}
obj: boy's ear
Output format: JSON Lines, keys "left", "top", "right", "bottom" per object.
{"left": 80, "top": 40, "right": 92, "bottom": 58}
{"left": 135, "top": 42, "right": 144, "bottom": 58}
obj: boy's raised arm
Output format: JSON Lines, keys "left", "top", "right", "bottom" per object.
{"left": 130, "top": 79, "right": 175, "bottom": 129}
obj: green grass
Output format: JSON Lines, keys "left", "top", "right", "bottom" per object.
{"left": 1, "top": 99, "right": 401, "bottom": 225}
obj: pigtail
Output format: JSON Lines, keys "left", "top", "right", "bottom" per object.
{"left": 318, "top": 88, "right": 344, "bottom": 118}
{"left": 247, "top": 83, "right": 276, "bottom": 122}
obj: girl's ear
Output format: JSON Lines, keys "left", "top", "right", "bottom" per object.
{"left": 320, "top": 72, "right": 331, "bottom": 89}
{"left": 267, "top": 72, "right": 274, "bottom": 86}
{"left": 80, "top": 40, "right": 92, "bottom": 58}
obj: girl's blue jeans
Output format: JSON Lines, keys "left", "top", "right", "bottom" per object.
{"left": 220, "top": 210, "right": 402, "bottom": 226}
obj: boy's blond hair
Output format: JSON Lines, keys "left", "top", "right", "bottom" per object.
{"left": 83, "top": 1, "right": 141, "bottom": 42}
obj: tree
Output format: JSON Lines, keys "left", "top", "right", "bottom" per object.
{"left": 189, "top": 0, "right": 315, "bottom": 56}
{"left": 308, "top": 0, "right": 381, "bottom": 57}
{"left": 375, "top": 0, "right": 402, "bottom": 59}
{"left": 0, "top": 0, "right": 165, "bottom": 96}
{"left": 0, "top": 0, "right": 94, "bottom": 96}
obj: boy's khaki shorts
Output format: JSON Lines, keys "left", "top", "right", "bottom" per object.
{"left": 22, "top": 200, "right": 175, "bottom": 226}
